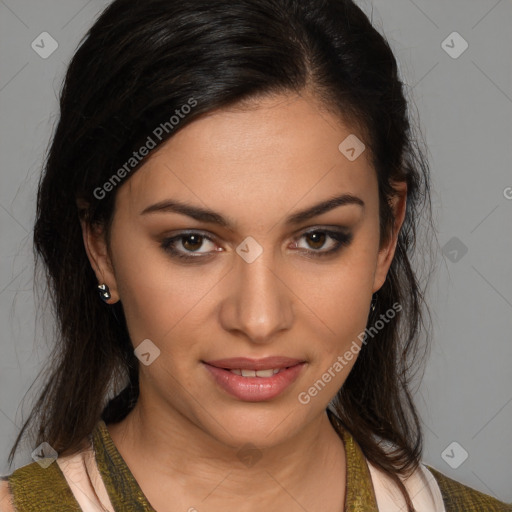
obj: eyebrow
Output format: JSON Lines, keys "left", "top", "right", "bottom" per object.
{"left": 140, "top": 193, "right": 364, "bottom": 229}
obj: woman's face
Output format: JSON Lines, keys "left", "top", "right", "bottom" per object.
{"left": 85, "top": 92, "right": 405, "bottom": 449}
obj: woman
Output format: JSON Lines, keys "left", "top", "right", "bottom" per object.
{"left": 1, "top": 0, "right": 510, "bottom": 510}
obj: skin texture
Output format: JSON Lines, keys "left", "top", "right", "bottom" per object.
{"left": 0, "top": 481, "right": 14, "bottom": 512}
{"left": 81, "top": 92, "right": 407, "bottom": 512}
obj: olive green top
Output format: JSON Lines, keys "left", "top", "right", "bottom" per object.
{"left": 3, "top": 411, "right": 511, "bottom": 511}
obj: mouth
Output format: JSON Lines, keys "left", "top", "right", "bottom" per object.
{"left": 227, "top": 368, "right": 283, "bottom": 377}
{"left": 202, "top": 357, "right": 306, "bottom": 402}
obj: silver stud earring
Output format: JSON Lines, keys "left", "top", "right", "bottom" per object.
{"left": 97, "top": 283, "right": 111, "bottom": 302}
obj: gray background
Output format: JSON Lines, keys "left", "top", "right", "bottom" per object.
{"left": 1, "top": 0, "right": 511, "bottom": 503}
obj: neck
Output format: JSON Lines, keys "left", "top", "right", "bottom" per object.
{"left": 107, "top": 400, "right": 346, "bottom": 511}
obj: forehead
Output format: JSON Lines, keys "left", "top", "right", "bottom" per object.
{"left": 116, "top": 92, "right": 376, "bottom": 218}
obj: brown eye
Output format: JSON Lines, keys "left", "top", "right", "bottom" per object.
{"left": 295, "top": 229, "right": 353, "bottom": 257}
{"left": 181, "top": 234, "right": 204, "bottom": 252}
{"left": 161, "top": 231, "right": 219, "bottom": 261}
{"left": 305, "top": 232, "right": 327, "bottom": 250}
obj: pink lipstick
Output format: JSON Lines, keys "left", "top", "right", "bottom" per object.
{"left": 203, "top": 357, "right": 306, "bottom": 401}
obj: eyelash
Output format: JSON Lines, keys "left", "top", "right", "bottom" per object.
{"left": 160, "top": 229, "right": 353, "bottom": 262}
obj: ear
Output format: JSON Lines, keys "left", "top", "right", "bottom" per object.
{"left": 372, "top": 181, "right": 407, "bottom": 293}
{"left": 77, "top": 201, "right": 120, "bottom": 304}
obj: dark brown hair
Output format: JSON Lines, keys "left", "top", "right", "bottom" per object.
{"left": 9, "top": 1, "right": 434, "bottom": 510}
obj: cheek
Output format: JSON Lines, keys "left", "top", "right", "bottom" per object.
{"left": 296, "top": 228, "right": 380, "bottom": 358}
{"left": 109, "top": 225, "right": 223, "bottom": 349}
{"left": 301, "top": 229, "right": 378, "bottom": 309}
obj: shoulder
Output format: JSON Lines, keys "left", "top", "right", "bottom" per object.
{"left": 426, "top": 465, "right": 512, "bottom": 511}
{"left": 1, "top": 436, "right": 113, "bottom": 512}
{"left": 1, "top": 459, "right": 81, "bottom": 511}
{"left": 0, "top": 478, "right": 15, "bottom": 512}
{"left": 367, "top": 459, "right": 512, "bottom": 512}
{"left": 367, "top": 459, "right": 446, "bottom": 510}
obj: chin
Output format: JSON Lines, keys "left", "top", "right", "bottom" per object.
{"left": 198, "top": 401, "right": 308, "bottom": 448}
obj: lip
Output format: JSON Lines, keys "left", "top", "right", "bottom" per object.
{"left": 203, "top": 357, "right": 306, "bottom": 402}
{"left": 204, "top": 356, "right": 304, "bottom": 371}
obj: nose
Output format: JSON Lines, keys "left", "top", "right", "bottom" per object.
{"left": 219, "top": 247, "right": 294, "bottom": 345}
